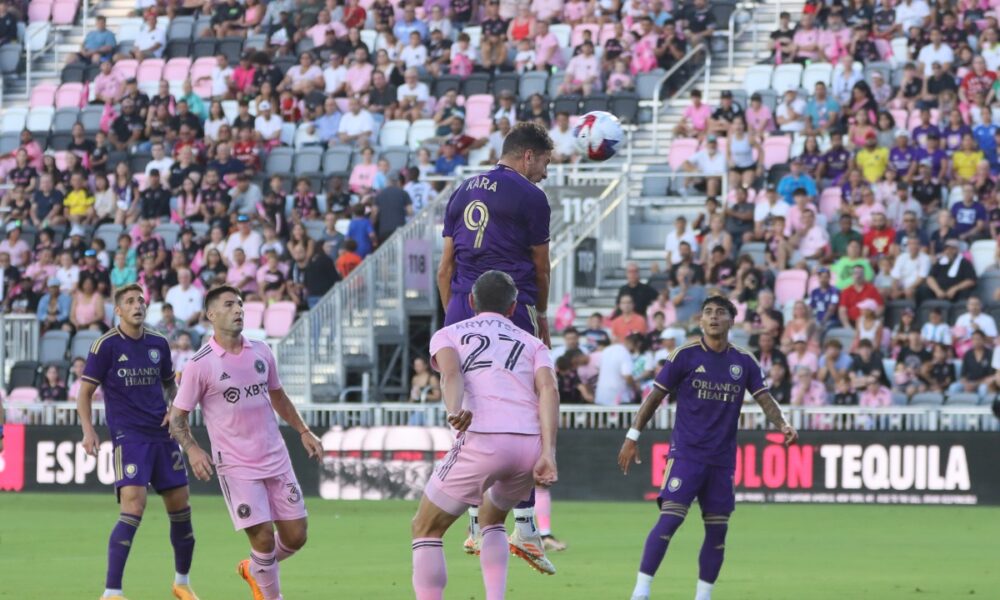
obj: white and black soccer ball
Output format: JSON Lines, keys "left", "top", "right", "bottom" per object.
{"left": 573, "top": 110, "right": 624, "bottom": 161}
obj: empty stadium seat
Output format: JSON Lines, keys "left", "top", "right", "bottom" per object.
{"left": 825, "top": 328, "right": 856, "bottom": 351}
{"left": 611, "top": 92, "right": 640, "bottom": 124}
{"left": 1, "top": 107, "right": 28, "bottom": 133}
{"left": 407, "top": 119, "right": 436, "bottom": 150}
{"left": 946, "top": 392, "right": 981, "bottom": 406}
{"left": 910, "top": 392, "right": 944, "bottom": 406}
{"left": 0, "top": 43, "right": 21, "bottom": 74}
{"left": 51, "top": 0, "right": 78, "bottom": 26}
{"left": 519, "top": 71, "right": 548, "bottom": 101}
{"left": 25, "top": 22, "right": 52, "bottom": 53}
{"left": 26, "top": 107, "right": 54, "bottom": 135}
{"left": 322, "top": 147, "right": 352, "bottom": 176}
{"left": 801, "top": 63, "right": 832, "bottom": 90}
{"left": 136, "top": 58, "right": 165, "bottom": 84}
{"left": 163, "top": 57, "right": 192, "bottom": 82}
{"left": 667, "top": 138, "right": 699, "bottom": 171}
{"left": 378, "top": 120, "right": 410, "bottom": 148}
{"left": 28, "top": 2, "right": 53, "bottom": 21}
{"left": 112, "top": 58, "right": 139, "bottom": 81}
{"left": 51, "top": 107, "right": 79, "bottom": 134}
{"left": 294, "top": 146, "right": 323, "bottom": 176}
{"left": 774, "top": 269, "right": 808, "bottom": 306}
{"left": 243, "top": 301, "right": 266, "bottom": 330}
{"left": 266, "top": 147, "right": 294, "bottom": 176}
{"left": 264, "top": 302, "right": 298, "bottom": 338}
{"left": 970, "top": 239, "right": 997, "bottom": 275}
{"left": 761, "top": 135, "right": 791, "bottom": 169}
{"left": 771, "top": 64, "right": 803, "bottom": 94}
{"left": 54, "top": 83, "right": 83, "bottom": 108}
{"left": 742, "top": 65, "right": 773, "bottom": 94}
{"left": 39, "top": 330, "right": 70, "bottom": 364}
{"left": 155, "top": 222, "right": 181, "bottom": 247}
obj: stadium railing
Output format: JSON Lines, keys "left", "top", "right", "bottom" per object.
{"left": 0, "top": 314, "right": 39, "bottom": 388}
{"left": 650, "top": 43, "right": 711, "bottom": 156}
{"left": 6, "top": 402, "right": 996, "bottom": 432}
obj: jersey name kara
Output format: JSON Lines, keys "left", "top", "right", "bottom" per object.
{"left": 464, "top": 176, "right": 499, "bottom": 192}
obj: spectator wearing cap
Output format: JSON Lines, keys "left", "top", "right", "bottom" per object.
{"left": 254, "top": 101, "right": 283, "bottom": 150}
{"left": 681, "top": 135, "right": 725, "bottom": 197}
{"left": 951, "top": 183, "right": 987, "bottom": 243}
{"left": 839, "top": 266, "right": 883, "bottom": 326}
{"left": 36, "top": 276, "right": 71, "bottom": 333}
{"left": 224, "top": 215, "right": 264, "bottom": 265}
{"left": 918, "top": 239, "right": 976, "bottom": 304}
{"left": 80, "top": 249, "right": 110, "bottom": 295}
{"left": 69, "top": 15, "right": 116, "bottom": 64}
{"left": 787, "top": 331, "right": 820, "bottom": 375}
{"left": 776, "top": 159, "right": 817, "bottom": 204}
{"left": 855, "top": 130, "right": 889, "bottom": 184}
{"left": 673, "top": 89, "right": 711, "bottom": 139}
{"left": 707, "top": 91, "right": 743, "bottom": 137}
{"left": 0, "top": 224, "right": 29, "bottom": 268}
{"left": 776, "top": 89, "right": 807, "bottom": 133}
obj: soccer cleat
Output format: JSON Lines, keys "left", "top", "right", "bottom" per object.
{"left": 463, "top": 531, "right": 482, "bottom": 555}
{"left": 508, "top": 528, "right": 556, "bottom": 575}
{"left": 237, "top": 559, "right": 266, "bottom": 600}
{"left": 541, "top": 534, "right": 567, "bottom": 552}
{"left": 171, "top": 583, "right": 200, "bottom": 600}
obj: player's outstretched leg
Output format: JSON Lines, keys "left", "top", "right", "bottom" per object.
{"left": 508, "top": 487, "right": 556, "bottom": 575}
{"left": 477, "top": 493, "right": 511, "bottom": 600}
{"left": 463, "top": 507, "right": 481, "bottom": 555}
{"left": 694, "top": 514, "right": 729, "bottom": 600}
{"left": 411, "top": 495, "right": 463, "bottom": 600}
{"left": 630, "top": 503, "right": 689, "bottom": 600}
{"left": 163, "top": 487, "right": 199, "bottom": 600}
{"left": 533, "top": 486, "right": 566, "bottom": 552}
{"left": 102, "top": 486, "right": 150, "bottom": 599}
{"left": 239, "top": 522, "right": 283, "bottom": 600}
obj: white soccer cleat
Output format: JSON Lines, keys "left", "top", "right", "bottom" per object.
{"left": 463, "top": 530, "right": 482, "bottom": 555}
{"left": 508, "top": 528, "right": 556, "bottom": 575}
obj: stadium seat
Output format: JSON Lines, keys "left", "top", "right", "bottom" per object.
{"left": 889, "top": 109, "right": 908, "bottom": 129}
{"left": 818, "top": 187, "right": 842, "bottom": 220}
{"left": 641, "top": 174, "right": 670, "bottom": 197}
{"left": 742, "top": 65, "right": 773, "bottom": 94}
{"left": 0, "top": 132, "right": 19, "bottom": 154}
{"left": 771, "top": 64, "right": 803, "bottom": 94}
{"left": 163, "top": 58, "right": 192, "bottom": 83}
{"left": 70, "top": 330, "right": 102, "bottom": 360}
{"left": 155, "top": 222, "right": 181, "bottom": 247}
{"left": 553, "top": 94, "right": 581, "bottom": 116}
{"left": 947, "top": 392, "right": 981, "bottom": 406}
{"left": 917, "top": 300, "right": 952, "bottom": 328}
{"left": 462, "top": 26, "right": 482, "bottom": 48}
{"left": 890, "top": 37, "right": 909, "bottom": 66}
{"left": 611, "top": 92, "right": 640, "bottom": 124}
{"left": 635, "top": 69, "right": 665, "bottom": 101}
{"left": 432, "top": 75, "right": 461, "bottom": 97}
{"left": 0, "top": 43, "right": 21, "bottom": 74}
{"left": 492, "top": 73, "right": 519, "bottom": 98}
{"left": 264, "top": 302, "right": 298, "bottom": 338}
{"left": 243, "top": 301, "right": 266, "bottom": 330}
{"left": 581, "top": 93, "right": 610, "bottom": 114}
{"left": 294, "top": 146, "right": 323, "bottom": 177}
{"left": 266, "top": 148, "right": 294, "bottom": 176}
{"left": 407, "top": 119, "right": 436, "bottom": 150}
{"left": 7, "top": 360, "right": 40, "bottom": 392}
{"left": 910, "top": 392, "right": 944, "bottom": 406}
{"left": 378, "top": 120, "right": 410, "bottom": 148}
{"left": 884, "top": 300, "right": 916, "bottom": 329}
{"left": 39, "top": 330, "right": 70, "bottom": 364}
{"left": 550, "top": 24, "right": 571, "bottom": 47}
{"left": 801, "top": 63, "right": 832, "bottom": 90}
{"left": 570, "top": 23, "right": 600, "bottom": 47}
{"left": 51, "top": 107, "right": 79, "bottom": 134}
{"left": 50, "top": 1, "right": 78, "bottom": 26}
{"left": 461, "top": 73, "right": 491, "bottom": 97}
{"left": 518, "top": 71, "right": 548, "bottom": 101}
{"left": 380, "top": 146, "right": 410, "bottom": 174}
{"left": 1, "top": 107, "right": 28, "bottom": 133}
{"left": 79, "top": 105, "right": 103, "bottom": 135}
{"left": 864, "top": 62, "right": 892, "bottom": 88}
{"left": 137, "top": 58, "right": 165, "bottom": 85}
{"left": 825, "top": 328, "right": 856, "bottom": 351}
{"left": 25, "top": 22, "right": 52, "bottom": 53}
{"left": 28, "top": 2, "right": 53, "bottom": 21}
{"left": 61, "top": 62, "right": 85, "bottom": 83}
{"left": 970, "top": 239, "right": 997, "bottom": 275}
{"left": 7, "top": 387, "right": 40, "bottom": 406}
{"left": 667, "top": 137, "right": 699, "bottom": 171}
{"left": 26, "top": 107, "right": 54, "bottom": 135}
{"left": 54, "top": 83, "right": 83, "bottom": 109}
{"left": 761, "top": 135, "right": 791, "bottom": 169}
{"left": 774, "top": 269, "right": 808, "bottom": 306}
{"left": 322, "top": 147, "right": 352, "bottom": 176}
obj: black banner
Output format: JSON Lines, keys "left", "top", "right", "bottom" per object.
{"left": 554, "top": 430, "right": 1000, "bottom": 505}
{"left": 574, "top": 237, "right": 598, "bottom": 288}
{"left": 13, "top": 426, "right": 320, "bottom": 496}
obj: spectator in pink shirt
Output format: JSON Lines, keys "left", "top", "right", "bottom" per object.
{"left": 531, "top": 0, "right": 564, "bottom": 22}
{"left": 673, "top": 88, "right": 712, "bottom": 139}
{"left": 345, "top": 48, "right": 374, "bottom": 96}
{"left": 791, "top": 13, "right": 821, "bottom": 62}
{"left": 745, "top": 92, "right": 774, "bottom": 139}
{"left": 791, "top": 365, "right": 828, "bottom": 406}
{"left": 231, "top": 53, "right": 256, "bottom": 96}
{"left": 562, "top": 0, "right": 588, "bottom": 25}
{"left": 92, "top": 59, "right": 123, "bottom": 105}
{"left": 349, "top": 146, "right": 379, "bottom": 195}
{"left": 559, "top": 41, "right": 602, "bottom": 95}
{"left": 787, "top": 336, "right": 820, "bottom": 374}
{"left": 819, "top": 12, "right": 852, "bottom": 63}
{"left": 859, "top": 380, "right": 893, "bottom": 407}
{"left": 784, "top": 188, "right": 820, "bottom": 236}
{"left": 302, "top": 9, "right": 346, "bottom": 47}
{"left": 225, "top": 248, "right": 258, "bottom": 295}
{"left": 534, "top": 20, "right": 565, "bottom": 70}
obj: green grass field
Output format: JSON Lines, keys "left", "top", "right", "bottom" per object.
{"left": 1, "top": 494, "right": 997, "bottom": 599}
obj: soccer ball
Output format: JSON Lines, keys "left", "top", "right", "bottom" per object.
{"left": 573, "top": 111, "right": 624, "bottom": 161}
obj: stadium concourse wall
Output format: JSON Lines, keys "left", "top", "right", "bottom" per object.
{"left": 3, "top": 424, "right": 1000, "bottom": 506}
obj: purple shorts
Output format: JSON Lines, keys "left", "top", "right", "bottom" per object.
{"left": 444, "top": 294, "right": 539, "bottom": 337}
{"left": 113, "top": 441, "right": 189, "bottom": 500}
{"left": 657, "top": 456, "right": 735, "bottom": 515}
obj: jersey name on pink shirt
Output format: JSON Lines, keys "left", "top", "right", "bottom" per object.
{"left": 174, "top": 335, "right": 291, "bottom": 479}
{"left": 429, "top": 313, "right": 553, "bottom": 435}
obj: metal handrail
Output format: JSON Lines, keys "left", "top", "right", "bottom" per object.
{"left": 651, "top": 44, "right": 711, "bottom": 155}
{"left": 24, "top": 23, "right": 57, "bottom": 96}
{"left": 728, "top": 6, "right": 757, "bottom": 77}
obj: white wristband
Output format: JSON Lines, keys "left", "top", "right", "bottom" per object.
{"left": 625, "top": 428, "right": 641, "bottom": 441}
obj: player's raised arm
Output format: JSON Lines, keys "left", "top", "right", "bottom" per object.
{"left": 618, "top": 385, "right": 669, "bottom": 475}
{"left": 433, "top": 346, "right": 472, "bottom": 432}
{"left": 752, "top": 390, "right": 798, "bottom": 446}
{"left": 268, "top": 387, "right": 324, "bottom": 461}
{"left": 534, "top": 365, "right": 559, "bottom": 486}
{"left": 532, "top": 243, "right": 551, "bottom": 347}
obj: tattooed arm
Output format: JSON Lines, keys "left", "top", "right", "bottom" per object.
{"left": 753, "top": 391, "right": 798, "bottom": 446}
{"left": 168, "top": 406, "right": 214, "bottom": 481}
{"left": 160, "top": 380, "right": 178, "bottom": 427}
{"left": 617, "top": 385, "right": 670, "bottom": 474}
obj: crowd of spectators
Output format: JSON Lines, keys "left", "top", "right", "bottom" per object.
{"left": 554, "top": 0, "right": 1000, "bottom": 410}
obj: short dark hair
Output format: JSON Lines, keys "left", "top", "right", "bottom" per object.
{"left": 501, "top": 122, "right": 554, "bottom": 158}
{"left": 114, "top": 284, "right": 144, "bottom": 305}
{"left": 701, "top": 295, "right": 737, "bottom": 319}
{"left": 204, "top": 285, "right": 243, "bottom": 311}
{"left": 472, "top": 270, "right": 518, "bottom": 315}
{"left": 563, "top": 326, "right": 579, "bottom": 336}
{"left": 343, "top": 238, "right": 358, "bottom": 252}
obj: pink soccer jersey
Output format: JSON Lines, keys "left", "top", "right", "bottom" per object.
{"left": 429, "top": 313, "right": 554, "bottom": 435}
{"left": 174, "top": 335, "right": 291, "bottom": 480}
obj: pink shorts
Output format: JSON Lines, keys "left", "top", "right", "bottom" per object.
{"left": 219, "top": 468, "right": 308, "bottom": 531}
{"left": 424, "top": 432, "right": 541, "bottom": 516}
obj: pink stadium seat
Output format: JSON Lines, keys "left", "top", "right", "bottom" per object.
{"left": 890, "top": 109, "right": 908, "bottom": 129}
{"left": 243, "top": 301, "right": 266, "bottom": 330}
{"left": 53, "top": 151, "right": 68, "bottom": 170}
{"left": 112, "top": 59, "right": 139, "bottom": 80}
{"left": 190, "top": 57, "right": 215, "bottom": 96}
{"left": 598, "top": 23, "right": 616, "bottom": 44}
{"left": 136, "top": 58, "right": 165, "bottom": 83}
{"left": 162, "top": 58, "right": 192, "bottom": 83}
{"left": 818, "top": 186, "right": 842, "bottom": 220}
{"left": 50, "top": 0, "right": 78, "bottom": 26}
{"left": 907, "top": 108, "right": 938, "bottom": 130}
{"left": 464, "top": 94, "right": 494, "bottom": 137}
{"left": 8, "top": 387, "right": 40, "bottom": 404}
{"left": 774, "top": 269, "right": 809, "bottom": 306}
{"left": 30, "top": 82, "right": 58, "bottom": 108}
{"left": 134, "top": 173, "right": 147, "bottom": 190}
{"left": 28, "top": 1, "right": 53, "bottom": 22}
{"left": 264, "top": 301, "right": 297, "bottom": 338}
{"left": 668, "top": 138, "right": 699, "bottom": 171}
{"left": 570, "top": 23, "right": 600, "bottom": 47}
{"left": 335, "top": 98, "right": 351, "bottom": 113}
{"left": 54, "top": 83, "right": 83, "bottom": 108}
{"left": 762, "top": 135, "right": 791, "bottom": 169}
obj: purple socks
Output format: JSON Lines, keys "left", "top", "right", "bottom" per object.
{"left": 106, "top": 513, "right": 141, "bottom": 589}
{"left": 698, "top": 515, "right": 729, "bottom": 584}
{"left": 638, "top": 509, "right": 686, "bottom": 576}
{"left": 168, "top": 507, "right": 195, "bottom": 577}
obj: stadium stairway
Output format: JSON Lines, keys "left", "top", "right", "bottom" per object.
{"left": 569, "top": 0, "right": 805, "bottom": 322}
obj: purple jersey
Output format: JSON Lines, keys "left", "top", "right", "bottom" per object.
{"left": 889, "top": 147, "right": 915, "bottom": 173}
{"left": 821, "top": 147, "right": 851, "bottom": 181}
{"left": 911, "top": 125, "right": 939, "bottom": 148}
{"left": 82, "top": 327, "right": 175, "bottom": 443}
{"left": 653, "top": 340, "right": 768, "bottom": 467}
{"left": 443, "top": 164, "right": 550, "bottom": 305}
{"left": 914, "top": 147, "right": 947, "bottom": 174}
